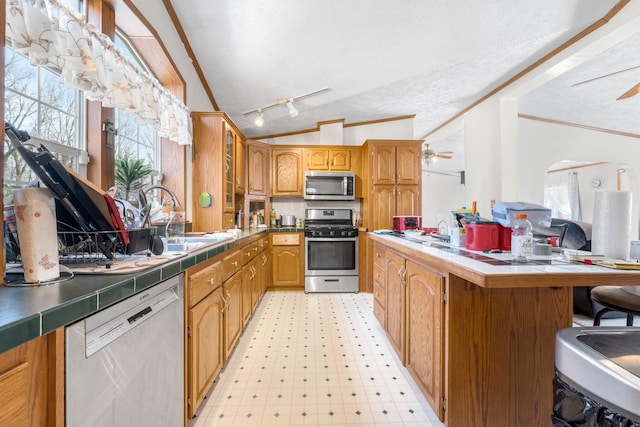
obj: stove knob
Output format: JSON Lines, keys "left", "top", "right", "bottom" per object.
{"left": 342, "top": 230, "right": 347, "bottom": 237}
{"left": 330, "top": 230, "right": 335, "bottom": 236}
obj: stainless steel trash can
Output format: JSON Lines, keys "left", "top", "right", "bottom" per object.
{"left": 553, "top": 327, "right": 640, "bottom": 426}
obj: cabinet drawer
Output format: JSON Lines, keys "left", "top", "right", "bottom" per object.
{"left": 188, "top": 261, "right": 222, "bottom": 307}
{"left": 373, "top": 299, "right": 386, "bottom": 328}
{"left": 374, "top": 246, "right": 386, "bottom": 267}
{"left": 373, "top": 264, "right": 385, "bottom": 287}
{"left": 223, "top": 250, "right": 242, "bottom": 281}
{"left": 373, "top": 280, "right": 386, "bottom": 309}
{"left": 272, "top": 233, "right": 300, "bottom": 246}
{"left": 257, "top": 236, "right": 269, "bottom": 251}
{"left": 242, "top": 241, "right": 259, "bottom": 265}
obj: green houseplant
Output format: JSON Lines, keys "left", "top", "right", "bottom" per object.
{"left": 114, "top": 157, "right": 154, "bottom": 202}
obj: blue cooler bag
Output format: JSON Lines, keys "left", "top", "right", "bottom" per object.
{"left": 491, "top": 202, "right": 551, "bottom": 228}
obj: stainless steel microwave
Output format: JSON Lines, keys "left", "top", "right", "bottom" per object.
{"left": 304, "top": 171, "right": 355, "bottom": 200}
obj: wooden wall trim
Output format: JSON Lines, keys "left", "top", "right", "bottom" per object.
{"left": 162, "top": 0, "right": 219, "bottom": 110}
{"left": 519, "top": 113, "right": 640, "bottom": 139}
{"left": 253, "top": 114, "right": 417, "bottom": 140}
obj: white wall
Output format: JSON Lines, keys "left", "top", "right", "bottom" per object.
{"left": 518, "top": 118, "right": 640, "bottom": 238}
{"left": 421, "top": 172, "right": 466, "bottom": 230}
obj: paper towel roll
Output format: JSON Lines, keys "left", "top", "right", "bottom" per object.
{"left": 591, "top": 190, "right": 632, "bottom": 259}
{"left": 13, "top": 188, "right": 59, "bottom": 283}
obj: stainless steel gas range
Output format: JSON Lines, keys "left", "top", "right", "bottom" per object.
{"left": 304, "top": 208, "right": 359, "bottom": 293}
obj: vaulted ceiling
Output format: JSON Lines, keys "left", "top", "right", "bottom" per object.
{"left": 166, "top": 0, "right": 639, "bottom": 174}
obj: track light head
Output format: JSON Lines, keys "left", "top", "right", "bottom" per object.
{"left": 286, "top": 100, "right": 299, "bottom": 118}
{"left": 254, "top": 109, "right": 264, "bottom": 127}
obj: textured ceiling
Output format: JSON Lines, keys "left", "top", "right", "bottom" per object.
{"left": 167, "top": 0, "right": 636, "bottom": 174}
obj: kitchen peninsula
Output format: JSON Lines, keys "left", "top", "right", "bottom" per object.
{"left": 369, "top": 232, "right": 640, "bottom": 427}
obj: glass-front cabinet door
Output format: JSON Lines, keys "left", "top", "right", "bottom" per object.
{"left": 224, "top": 126, "right": 235, "bottom": 213}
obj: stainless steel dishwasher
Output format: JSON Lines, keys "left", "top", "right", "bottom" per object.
{"left": 65, "top": 274, "right": 184, "bottom": 427}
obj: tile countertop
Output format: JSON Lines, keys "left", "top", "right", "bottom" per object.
{"left": 0, "top": 229, "right": 271, "bottom": 355}
{"left": 370, "top": 233, "right": 640, "bottom": 289}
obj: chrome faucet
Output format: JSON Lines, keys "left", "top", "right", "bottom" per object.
{"left": 143, "top": 185, "right": 182, "bottom": 208}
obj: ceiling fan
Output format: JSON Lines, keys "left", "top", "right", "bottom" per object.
{"left": 422, "top": 144, "right": 453, "bottom": 166}
{"left": 571, "top": 65, "right": 640, "bottom": 100}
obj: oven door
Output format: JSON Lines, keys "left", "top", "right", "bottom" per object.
{"left": 305, "top": 236, "right": 359, "bottom": 276}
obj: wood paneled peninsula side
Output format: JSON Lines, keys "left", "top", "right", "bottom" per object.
{"left": 369, "top": 232, "right": 640, "bottom": 427}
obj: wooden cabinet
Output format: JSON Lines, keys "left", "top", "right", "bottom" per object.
{"left": 306, "top": 148, "right": 351, "bottom": 171}
{"left": 385, "top": 250, "right": 406, "bottom": 362}
{"left": 372, "top": 244, "right": 387, "bottom": 327}
{"left": 0, "top": 329, "right": 65, "bottom": 427}
{"left": 370, "top": 239, "right": 447, "bottom": 423}
{"left": 246, "top": 140, "right": 269, "bottom": 196}
{"left": 242, "top": 258, "right": 258, "bottom": 327}
{"left": 371, "top": 143, "right": 421, "bottom": 185}
{"left": 271, "top": 148, "right": 303, "bottom": 196}
{"left": 405, "top": 260, "right": 445, "bottom": 420}
{"left": 235, "top": 136, "right": 246, "bottom": 194}
{"left": 187, "top": 287, "right": 223, "bottom": 418}
{"left": 363, "top": 140, "right": 423, "bottom": 230}
{"left": 270, "top": 233, "right": 304, "bottom": 288}
{"left": 186, "top": 260, "right": 223, "bottom": 419}
{"left": 185, "top": 236, "right": 271, "bottom": 420}
{"left": 223, "top": 271, "right": 243, "bottom": 359}
{"left": 191, "top": 112, "right": 245, "bottom": 232}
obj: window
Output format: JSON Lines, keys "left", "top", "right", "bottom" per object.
{"left": 4, "top": 48, "right": 85, "bottom": 201}
{"left": 113, "top": 32, "right": 159, "bottom": 201}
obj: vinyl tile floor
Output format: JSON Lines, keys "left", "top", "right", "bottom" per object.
{"left": 190, "top": 291, "right": 444, "bottom": 427}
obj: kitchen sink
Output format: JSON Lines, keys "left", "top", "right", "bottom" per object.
{"left": 165, "top": 232, "right": 235, "bottom": 252}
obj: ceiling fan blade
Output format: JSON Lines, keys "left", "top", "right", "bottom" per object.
{"left": 572, "top": 65, "right": 640, "bottom": 88}
{"left": 434, "top": 154, "right": 453, "bottom": 159}
{"left": 617, "top": 82, "right": 640, "bottom": 100}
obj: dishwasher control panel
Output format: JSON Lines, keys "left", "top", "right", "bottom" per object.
{"left": 84, "top": 275, "right": 180, "bottom": 357}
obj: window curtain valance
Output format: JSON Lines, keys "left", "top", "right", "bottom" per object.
{"left": 6, "top": 0, "right": 192, "bottom": 145}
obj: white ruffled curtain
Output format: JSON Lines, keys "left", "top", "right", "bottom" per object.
{"left": 5, "top": 0, "right": 192, "bottom": 145}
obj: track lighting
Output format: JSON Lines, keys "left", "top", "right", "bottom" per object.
{"left": 254, "top": 109, "right": 264, "bottom": 127}
{"left": 242, "top": 87, "right": 329, "bottom": 127}
{"left": 286, "top": 100, "right": 299, "bottom": 118}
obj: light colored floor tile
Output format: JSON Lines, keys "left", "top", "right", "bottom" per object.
{"left": 191, "top": 291, "right": 444, "bottom": 427}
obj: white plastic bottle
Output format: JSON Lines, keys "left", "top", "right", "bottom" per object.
{"left": 511, "top": 213, "right": 533, "bottom": 262}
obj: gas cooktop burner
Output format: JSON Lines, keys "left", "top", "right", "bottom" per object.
{"left": 304, "top": 208, "right": 358, "bottom": 237}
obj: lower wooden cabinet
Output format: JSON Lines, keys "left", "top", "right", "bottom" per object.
{"left": 371, "top": 241, "right": 445, "bottom": 421}
{"left": 385, "top": 250, "right": 406, "bottom": 362}
{"left": 224, "top": 271, "right": 243, "bottom": 359}
{"left": 187, "top": 287, "right": 223, "bottom": 418}
{"left": 185, "top": 236, "right": 270, "bottom": 420}
{"left": 405, "top": 260, "right": 445, "bottom": 420}
{"left": 270, "top": 233, "right": 304, "bottom": 289}
{"left": 0, "top": 329, "right": 64, "bottom": 427}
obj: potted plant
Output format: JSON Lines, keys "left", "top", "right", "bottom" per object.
{"left": 114, "top": 157, "right": 153, "bottom": 202}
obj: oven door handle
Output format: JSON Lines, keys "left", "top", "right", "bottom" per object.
{"left": 305, "top": 237, "right": 358, "bottom": 242}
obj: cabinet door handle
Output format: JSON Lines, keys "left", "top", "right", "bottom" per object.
{"left": 245, "top": 251, "right": 251, "bottom": 257}
{"left": 232, "top": 261, "right": 238, "bottom": 267}
{"left": 221, "top": 293, "right": 228, "bottom": 312}
{"left": 253, "top": 246, "right": 258, "bottom": 252}
{"left": 208, "top": 277, "right": 215, "bottom": 285}
{"left": 226, "top": 289, "right": 232, "bottom": 302}
{"left": 262, "top": 255, "right": 267, "bottom": 265}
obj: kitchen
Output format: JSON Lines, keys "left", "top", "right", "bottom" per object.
{"left": 3, "top": 1, "right": 640, "bottom": 427}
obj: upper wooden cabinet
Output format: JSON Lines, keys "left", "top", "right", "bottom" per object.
{"left": 191, "top": 112, "right": 245, "bottom": 232}
{"left": 306, "top": 148, "right": 351, "bottom": 171}
{"left": 271, "top": 148, "right": 303, "bottom": 196}
{"left": 371, "top": 142, "right": 421, "bottom": 185}
{"left": 362, "top": 139, "right": 423, "bottom": 230}
{"left": 235, "top": 137, "right": 246, "bottom": 194}
{"left": 246, "top": 140, "right": 269, "bottom": 196}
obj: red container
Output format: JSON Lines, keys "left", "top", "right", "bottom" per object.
{"left": 392, "top": 216, "right": 422, "bottom": 233}
{"left": 465, "top": 222, "right": 500, "bottom": 251}
{"left": 498, "top": 225, "right": 512, "bottom": 251}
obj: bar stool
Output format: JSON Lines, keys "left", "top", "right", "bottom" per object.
{"left": 591, "top": 286, "right": 640, "bottom": 326}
